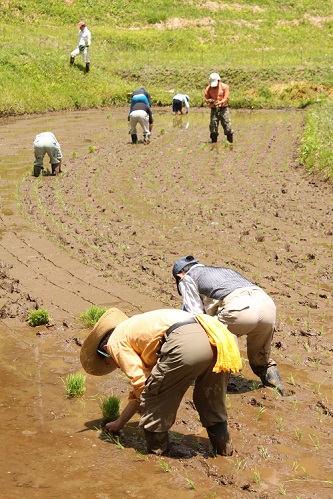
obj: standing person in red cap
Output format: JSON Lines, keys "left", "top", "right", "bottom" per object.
{"left": 70, "top": 21, "right": 92, "bottom": 73}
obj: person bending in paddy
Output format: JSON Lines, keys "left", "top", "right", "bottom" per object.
{"left": 172, "top": 255, "right": 285, "bottom": 396}
{"left": 80, "top": 307, "right": 241, "bottom": 456}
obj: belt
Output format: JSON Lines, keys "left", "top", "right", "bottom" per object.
{"left": 223, "top": 286, "right": 263, "bottom": 305}
{"left": 164, "top": 317, "right": 197, "bottom": 338}
{"left": 158, "top": 318, "right": 197, "bottom": 353}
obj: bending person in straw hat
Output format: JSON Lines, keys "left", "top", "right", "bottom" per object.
{"left": 80, "top": 308, "right": 242, "bottom": 457}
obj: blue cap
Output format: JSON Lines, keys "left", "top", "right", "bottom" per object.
{"left": 172, "top": 256, "right": 199, "bottom": 294}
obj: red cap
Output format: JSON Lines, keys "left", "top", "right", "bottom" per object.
{"left": 78, "top": 21, "right": 85, "bottom": 28}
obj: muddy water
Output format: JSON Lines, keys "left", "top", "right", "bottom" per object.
{"left": 1, "top": 108, "right": 332, "bottom": 498}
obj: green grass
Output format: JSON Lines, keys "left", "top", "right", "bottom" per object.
{"left": 79, "top": 305, "right": 107, "bottom": 327}
{"left": 27, "top": 308, "right": 50, "bottom": 326}
{"left": 300, "top": 103, "right": 333, "bottom": 179}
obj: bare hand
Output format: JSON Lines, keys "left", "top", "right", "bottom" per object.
{"left": 104, "top": 418, "right": 123, "bottom": 433}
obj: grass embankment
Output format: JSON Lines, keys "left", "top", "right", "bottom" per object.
{"left": 1, "top": 0, "right": 332, "bottom": 177}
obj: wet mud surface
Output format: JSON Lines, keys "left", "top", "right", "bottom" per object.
{"left": 0, "top": 107, "right": 332, "bottom": 498}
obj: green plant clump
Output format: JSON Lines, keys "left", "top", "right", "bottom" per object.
{"left": 100, "top": 395, "right": 121, "bottom": 424}
{"left": 300, "top": 103, "right": 333, "bottom": 179}
{"left": 27, "top": 308, "right": 50, "bottom": 326}
{"left": 64, "top": 372, "right": 86, "bottom": 397}
{"left": 80, "top": 305, "right": 107, "bottom": 327}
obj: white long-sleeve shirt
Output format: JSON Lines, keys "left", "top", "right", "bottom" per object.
{"left": 173, "top": 94, "right": 190, "bottom": 110}
{"left": 78, "top": 27, "right": 91, "bottom": 48}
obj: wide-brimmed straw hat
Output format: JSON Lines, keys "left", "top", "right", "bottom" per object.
{"left": 80, "top": 308, "right": 129, "bottom": 376}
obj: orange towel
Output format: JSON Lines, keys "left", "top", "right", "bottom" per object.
{"left": 196, "top": 314, "right": 242, "bottom": 373}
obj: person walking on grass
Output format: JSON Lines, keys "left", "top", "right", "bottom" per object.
{"left": 80, "top": 307, "right": 241, "bottom": 457}
{"left": 128, "top": 100, "right": 153, "bottom": 144}
{"left": 33, "top": 131, "right": 63, "bottom": 177}
{"left": 172, "top": 94, "right": 190, "bottom": 115}
{"left": 70, "top": 21, "right": 91, "bottom": 73}
{"left": 172, "top": 255, "right": 285, "bottom": 396}
{"left": 205, "top": 72, "right": 234, "bottom": 148}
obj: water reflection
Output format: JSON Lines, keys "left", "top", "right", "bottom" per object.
{"left": 172, "top": 115, "right": 190, "bottom": 130}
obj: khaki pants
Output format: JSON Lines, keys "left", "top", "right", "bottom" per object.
{"left": 217, "top": 287, "right": 276, "bottom": 374}
{"left": 129, "top": 110, "right": 150, "bottom": 139}
{"left": 139, "top": 322, "right": 229, "bottom": 433}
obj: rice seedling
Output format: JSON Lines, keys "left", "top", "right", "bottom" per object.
{"left": 308, "top": 433, "right": 321, "bottom": 449}
{"left": 103, "top": 433, "right": 124, "bottom": 449}
{"left": 99, "top": 395, "right": 121, "bottom": 424}
{"left": 303, "top": 342, "right": 311, "bottom": 352}
{"left": 302, "top": 467, "right": 309, "bottom": 478}
{"left": 158, "top": 459, "right": 171, "bottom": 472}
{"left": 258, "top": 446, "right": 268, "bottom": 459}
{"left": 88, "top": 146, "right": 95, "bottom": 153}
{"left": 279, "top": 485, "right": 287, "bottom": 495}
{"left": 27, "top": 308, "right": 50, "bottom": 326}
{"left": 79, "top": 305, "right": 107, "bottom": 327}
{"left": 292, "top": 461, "right": 299, "bottom": 472}
{"left": 291, "top": 398, "right": 298, "bottom": 412}
{"left": 135, "top": 450, "right": 148, "bottom": 461}
{"left": 64, "top": 372, "right": 86, "bottom": 397}
{"left": 256, "top": 406, "right": 266, "bottom": 420}
{"left": 72, "top": 151, "right": 78, "bottom": 158}
{"left": 185, "top": 478, "right": 197, "bottom": 490}
{"left": 294, "top": 427, "right": 302, "bottom": 441}
{"left": 287, "top": 373, "right": 296, "bottom": 386}
{"left": 233, "top": 457, "right": 247, "bottom": 470}
{"left": 277, "top": 416, "right": 283, "bottom": 431}
{"left": 253, "top": 468, "right": 261, "bottom": 484}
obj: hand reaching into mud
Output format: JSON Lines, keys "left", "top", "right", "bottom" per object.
{"left": 104, "top": 400, "right": 140, "bottom": 433}
{"left": 104, "top": 418, "right": 123, "bottom": 434}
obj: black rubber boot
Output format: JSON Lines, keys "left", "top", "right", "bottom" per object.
{"left": 70, "top": 56, "right": 75, "bottom": 65}
{"left": 131, "top": 134, "right": 138, "bottom": 144}
{"left": 144, "top": 429, "right": 169, "bottom": 456}
{"left": 85, "top": 62, "right": 90, "bottom": 73}
{"left": 33, "top": 166, "right": 43, "bottom": 177}
{"left": 210, "top": 132, "right": 218, "bottom": 143}
{"left": 259, "top": 366, "right": 285, "bottom": 396}
{"left": 51, "top": 164, "right": 57, "bottom": 176}
{"left": 227, "top": 133, "right": 233, "bottom": 144}
{"left": 207, "top": 422, "right": 233, "bottom": 457}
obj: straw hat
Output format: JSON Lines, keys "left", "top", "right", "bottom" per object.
{"left": 80, "top": 308, "right": 129, "bottom": 376}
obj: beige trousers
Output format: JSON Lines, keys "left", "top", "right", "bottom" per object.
{"left": 139, "top": 322, "right": 229, "bottom": 433}
{"left": 217, "top": 287, "right": 276, "bottom": 374}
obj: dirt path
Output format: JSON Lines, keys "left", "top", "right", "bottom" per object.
{"left": 0, "top": 107, "right": 332, "bottom": 498}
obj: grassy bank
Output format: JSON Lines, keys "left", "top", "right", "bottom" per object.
{"left": 1, "top": 0, "right": 332, "bottom": 177}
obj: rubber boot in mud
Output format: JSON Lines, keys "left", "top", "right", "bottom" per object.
{"left": 33, "top": 165, "right": 43, "bottom": 177}
{"left": 70, "top": 56, "right": 75, "bottom": 66}
{"left": 131, "top": 134, "right": 138, "bottom": 144}
{"left": 207, "top": 421, "right": 233, "bottom": 457}
{"left": 227, "top": 133, "right": 234, "bottom": 151}
{"left": 51, "top": 164, "right": 58, "bottom": 176}
{"left": 210, "top": 132, "right": 218, "bottom": 143}
{"left": 85, "top": 62, "right": 90, "bottom": 73}
{"left": 144, "top": 430, "right": 169, "bottom": 456}
{"left": 259, "top": 365, "right": 285, "bottom": 396}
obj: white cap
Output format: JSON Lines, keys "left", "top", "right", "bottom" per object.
{"left": 209, "top": 72, "right": 221, "bottom": 87}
